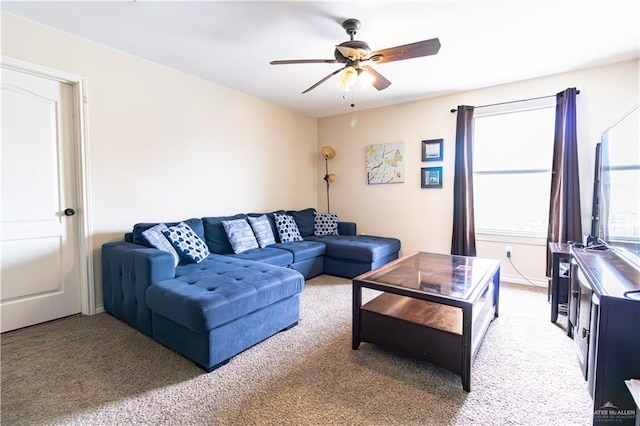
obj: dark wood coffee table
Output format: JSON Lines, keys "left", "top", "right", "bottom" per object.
{"left": 352, "top": 251, "right": 500, "bottom": 392}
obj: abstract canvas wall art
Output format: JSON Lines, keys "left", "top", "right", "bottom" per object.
{"left": 365, "top": 141, "right": 405, "bottom": 184}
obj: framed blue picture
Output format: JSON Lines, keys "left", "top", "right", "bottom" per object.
{"left": 421, "top": 166, "right": 443, "bottom": 188}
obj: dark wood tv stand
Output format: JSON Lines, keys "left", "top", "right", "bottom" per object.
{"left": 549, "top": 242, "right": 571, "bottom": 325}
{"left": 570, "top": 248, "right": 640, "bottom": 425}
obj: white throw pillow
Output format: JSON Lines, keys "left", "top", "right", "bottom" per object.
{"left": 222, "top": 219, "right": 259, "bottom": 254}
{"left": 247, "top": 215, "right": 276, "bottom": 248}
{"left": 142, "top": 223, "right": 180, "bottom": 266}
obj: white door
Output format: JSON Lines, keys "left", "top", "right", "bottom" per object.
{"left": 1, "top": 67, "right": 82, "bottom": 332}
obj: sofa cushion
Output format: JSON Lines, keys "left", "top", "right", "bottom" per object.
{"left": 314, "top": 212, "right": 339, "bottom": 236}
{"left": 287, "top": 208, "right": 316, "bottom": 237}
{"left": 274, "top": 213, "right": 303, "bottom": 243}
{"left": 203, "top": 214, "right": 248, "bottom": 254}
{"left": 306, "top": 235, "right": 401, "bottom": 263}
{"left": 163, "top": 222, "right": 210, "bottom": 264}
{"left": 133, "top": 218, "right": 204, "bottom": 246}
{"left": 227, "top": 246, "right": 293, "bottom": 267}
{"left": 272, "top": 240, "right": 326, "bottom": 263}
{"left": 222, "top": 219, "right": 259, "bottom": 254}
{"left": 142, "top": 223, "right": 180, "bottom": 267}
{"left": 147, "top": 255, "right": 304, "bottom": 333}
{"left": 247, "top": 215, "right": 276, "bottom": 248}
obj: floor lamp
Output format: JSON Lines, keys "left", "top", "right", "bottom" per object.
{"left": 321, "top": 146, "right": 336, "bottom": 213}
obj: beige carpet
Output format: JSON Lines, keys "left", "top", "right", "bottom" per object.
{"left": 1, "top": 275, "right": 592, "bottom": 425}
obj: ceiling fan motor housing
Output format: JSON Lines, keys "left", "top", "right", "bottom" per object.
{"left": 334, "top": 40, "right": 371, "bottom": 62}
{"left": 335, "top": 18, "right": 371, "bottom": 62}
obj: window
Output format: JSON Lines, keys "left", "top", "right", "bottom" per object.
{"left": 473, "top": 103, "right": 556, "bottom": 236}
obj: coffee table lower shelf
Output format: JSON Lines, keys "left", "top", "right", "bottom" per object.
{"left": 358, "top": 291, "right": 496, "bottom": 392}
{"left": 361, "top": 293, "right": 464, "bottom": 375}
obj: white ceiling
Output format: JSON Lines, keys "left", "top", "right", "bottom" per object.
{"left": 3, "top": 1, "right": 639, "bottom": 118}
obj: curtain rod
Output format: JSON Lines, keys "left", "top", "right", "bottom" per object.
{"left": 450, "top": 89, "right": 580, "bottom": 113}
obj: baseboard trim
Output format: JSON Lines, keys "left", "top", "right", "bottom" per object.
{"left": 500, "top": 273, "right": 547, "bottom": 288}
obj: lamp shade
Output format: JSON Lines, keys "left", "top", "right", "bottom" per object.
{"left": 336, "top": 66, "right": 358, "bottom": 91}
{"left": 321, "top": 146, "right": 336, "bottom": 160}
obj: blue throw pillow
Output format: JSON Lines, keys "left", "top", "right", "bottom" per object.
{"left": 247, "top": 215, "right": 276, "bottom": 248}
{"left": 163, "top": 222, "right": 210, "bottom": 263}
{"left": 222, "top": 219, "right": 259, "bottom": 254}
{"left": 142, "top": 223, "right": 180, "bottom": 266}
{"left": 274, "top": 213, "right": 303, "bottom": 243}
{"left": 288, "top": 208, "right": 316, "bottom": 237}
{"left": 314, "top": 212, "right": 339, "bottom": 236}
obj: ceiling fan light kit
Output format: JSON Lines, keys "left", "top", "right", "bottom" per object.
{"left": 270, "top": 18, "right": 441, "bottom": 95}
{"left": 336, "top": 66, "right": 358, "bottom": 91}
{"left": 357, "top": 68, "right": 376, "bottom": 88}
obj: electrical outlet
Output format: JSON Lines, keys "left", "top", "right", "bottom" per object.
{"left": 506, "top": 246, "right": 512, "bottom": 258}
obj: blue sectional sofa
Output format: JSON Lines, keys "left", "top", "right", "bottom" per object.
{"left": 102, "top": 208, "right": 401, "bottom": 371}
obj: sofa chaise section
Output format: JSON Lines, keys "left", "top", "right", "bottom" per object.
{"left": 284, "top": 208, "right": 401, "bottom": 278}
{"left": 146, "top": 255, "right": 304, "bottom": 370}
{"left": 306, "top": 234, "right": 401, "bottom": 278}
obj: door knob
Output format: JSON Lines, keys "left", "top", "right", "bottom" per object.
{"left": 64, "top": 208, "right": 76, "bottom": 216}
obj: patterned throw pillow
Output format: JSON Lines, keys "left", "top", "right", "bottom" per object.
{"left": 274, "top": 213, "right": 303, "bottom": 243}
{"left": 142, "top": 223, "right": 180, "bottom": 266}
{"left": 247, "top": 215, "right": 276, "bottom": 248}
{"left": 222, "top": 219, "right": 259, "bottom": 254}
{"left": 314, "top": 212, "right": 339, "bottom": 236}
{"left": 162, "top": 222, "right": 210, "bottom": 263}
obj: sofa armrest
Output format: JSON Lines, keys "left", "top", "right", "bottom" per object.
{"left": 338, "top": 221, "right": 357, "bottom": 236}
{"left": 102, "top": 241, "right": 176, "bottom": 335}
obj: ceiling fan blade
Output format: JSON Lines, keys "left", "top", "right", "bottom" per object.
{"left": 362, "top": 65, "right": 391, "bottom": 91}
{"left": 302, "top": 67, "right": 345, "bottom": 94}
{"left": 270, "top": 59, "right": 339, "bottom": 65}
{"left": 369, "top": 38, "right": 441, "bottom": 64}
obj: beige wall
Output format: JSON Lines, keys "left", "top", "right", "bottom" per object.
{"left": 318, "top": 59, "right": 639, "bottom": 285}
{"left": 1, "top": 12, "right": 318, "bottom": 306}
{"left": 3, "top": 11, "right": 638, "bottom": 307}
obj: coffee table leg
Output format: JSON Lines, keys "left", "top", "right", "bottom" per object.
{"left": 352, "top": 282, "right": 361, "bottom": 350}
{"left": 461, "top": 305, "right": 472, "bottom": 392}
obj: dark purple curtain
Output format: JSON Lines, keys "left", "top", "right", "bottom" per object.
{"left": 546, "top": 87, "right": 582, "bottom": 274}
{"left": 451, "top": 105, "right": 477, "bottom": 256}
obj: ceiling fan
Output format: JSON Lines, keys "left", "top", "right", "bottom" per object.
{"left": 270, "top": 18, "right": 441, "bottom": 94}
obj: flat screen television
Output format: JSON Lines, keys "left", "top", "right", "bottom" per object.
{"left": 593, "top": 103, "right": 640, "bottom": 269}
